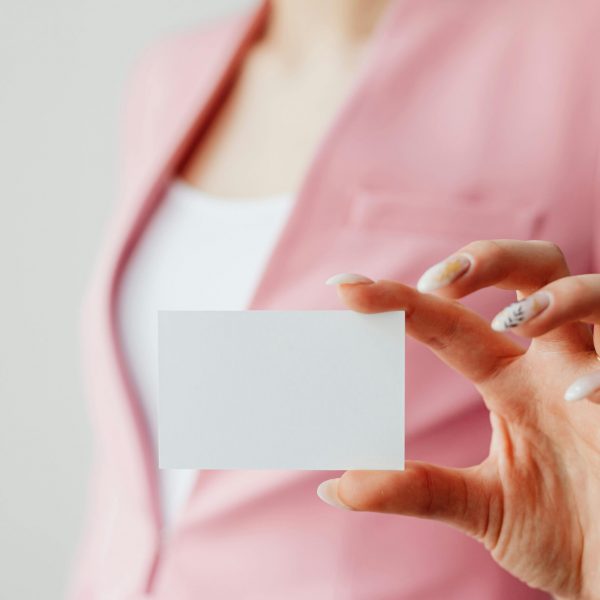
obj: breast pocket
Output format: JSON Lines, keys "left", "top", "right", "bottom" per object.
{"left": 341, "top": 187, "right": 548, "bottom": 299}
{"left": 347, "top": 188, "right": 546, "bottom": 243}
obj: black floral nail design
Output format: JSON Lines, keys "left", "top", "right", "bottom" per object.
{"left": 491, "top": 292, "right": 551, "bottom": 332}
{"left": 500, "top": 301, "right": 526, "bottom": 329}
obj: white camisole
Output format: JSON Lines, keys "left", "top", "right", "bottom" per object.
{"left": 118, "top": 178, "right": 294, "bottom": 527}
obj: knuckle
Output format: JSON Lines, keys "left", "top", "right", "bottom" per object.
{"left": 538, "top": 240, "right": 564, "bottom": 258}
{"left": 473, "top": 353, "right": 515, "bottom": 387}
{"left": 536, "top": 240, "right": 568, "bottom": 271}
{"left": 411, "top": 466, "right": 462, "bottom": 520}
{"left": 462, "top": 239, "right": 505, "bottom": 262}
{"left": 424, "top": 309, "right": 462, "bottom": 351}
{"left": 556, "top": 275, "right": 592, "bottom": 299}
{"left": 412, "top": 466, "right": 437, "bottom": 516}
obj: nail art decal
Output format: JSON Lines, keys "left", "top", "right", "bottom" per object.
{"left": 491, "top": 292, "right": 551, "bottom": 332}
{"left": 564, "top": 371, "right": 600, "bottom": 402}
{"left": 417, "top": 254, "right": 472, "bottom": 293}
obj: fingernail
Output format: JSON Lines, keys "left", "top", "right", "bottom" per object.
{"left": 416, "top": 254, "right": 472, "bottom": 293}
{"left": 317, "top": 479, "right": 351, "bottom": 510}
{"left": 564, "top": 371, "right": 600, "bottom": 402}
{"left": 325, "top": 273, "right": 373, "bottom": 286}
{"left": 491, "top": 291, "right": 552, "bottom": 332}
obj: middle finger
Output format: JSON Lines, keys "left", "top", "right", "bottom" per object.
{"left": 416, "top": 239, "right": 591, "bottom": 351}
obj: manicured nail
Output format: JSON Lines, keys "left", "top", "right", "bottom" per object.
{"left": 416, "top": 254, "right": 472, "bottom": 293}
{"left": 564, "top": 371, "right": 600, "bottom": 402}
{"left": 325, "top": 273, "right": 373, "bottom": 286}
{"left": 491, "top": 291, "right": 552, "bottom": 332}
{"left": 317, "top": 479, "right": 351, "bottom": 510}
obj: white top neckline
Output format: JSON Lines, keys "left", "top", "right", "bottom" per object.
{"left": 118, "top": 178, "right": 295, "bottom": 529}
{"left": 172, "top": 178, "right": 292, "bottom": 207}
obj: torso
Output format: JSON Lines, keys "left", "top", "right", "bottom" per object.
{"left": 119, "top": 12, "right": 386, "bottom": 528}
{"left": 78, "top": 3, "right": 600, "bottom": 597}
{"left": 118, "top": 179, "right": 294, "bottom": 525}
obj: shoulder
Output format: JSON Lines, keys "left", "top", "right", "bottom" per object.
{"left": 117, "top": 7, "right": 263, "bottom": 175}
{"left": 125, "top": 9, "right": 259, "bottom": 100}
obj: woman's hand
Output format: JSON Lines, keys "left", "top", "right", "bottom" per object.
{"left": 319, "top": 240, "right": 600, "bottom": 600}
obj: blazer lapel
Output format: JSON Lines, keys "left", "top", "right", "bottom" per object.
{"left": 88, "top": 1, "right": 270, "bottom": 534}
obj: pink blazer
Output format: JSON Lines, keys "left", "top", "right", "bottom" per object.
{"left": 71, "top": 1, "right": 600, "bottom": 598}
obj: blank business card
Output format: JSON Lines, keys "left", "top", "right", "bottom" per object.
{"left": 158, "top": 310, "right": 404, "bottom": 470}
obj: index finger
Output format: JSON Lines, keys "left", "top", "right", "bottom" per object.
{"left": 329, "top": 275, "right": 523, "bottom": 386}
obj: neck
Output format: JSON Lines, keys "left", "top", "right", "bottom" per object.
{"left": 263, "top": 0, "right": 392, "bottom": 62}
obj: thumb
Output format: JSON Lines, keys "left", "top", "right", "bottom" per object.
{"left": 317, "top": 461, "right": 493, "bottom": 540}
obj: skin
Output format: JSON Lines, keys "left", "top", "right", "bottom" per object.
{"left": 328, "top": 240, "right": 600, "bottom": 600}
{"left": 178, "top": 2, "right": 600, "bottom": 597}
{"left": 181, "top": 0, "right": 391, "bottom": 196}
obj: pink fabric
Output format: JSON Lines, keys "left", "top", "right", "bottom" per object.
{"left": 70, "top": 1, "right": 600, "bottom": 598}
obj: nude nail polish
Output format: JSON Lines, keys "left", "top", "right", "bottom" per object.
{"left": 325, "top": 273, "right": 373, "bottom": 286}
{"left": 564, "top": 371, "right": 600, "bottom": 402}
{"left": 317, "top": 479, "right": 351, "bottom": 510}
{"left": 416, "top": 254, "right": 472, "bottom": 293}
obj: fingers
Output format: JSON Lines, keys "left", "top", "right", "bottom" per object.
{"left": 330, "top": 276, "right": 522, "bottom": 385}
{"left": 317, "top": 462, "right": 495, "bottom": 541}
{"left": 490, "top": 274, "right": 600, "bottom": 351}
{"left": 416, "top": 240, "right": 591, "bottom": 352}
{"left": 416, "top": 240, "right": 570, "bottom": 297}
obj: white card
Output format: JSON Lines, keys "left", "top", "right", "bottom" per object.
{"left": 158, "top": 310, "right": 404, "bottom": 470}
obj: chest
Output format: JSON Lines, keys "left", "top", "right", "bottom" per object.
{"left": 181, "top": 45, "right": 363, "bottom": 197}
{"left": 128, "top": 3, "right": 599, "bottom": 314}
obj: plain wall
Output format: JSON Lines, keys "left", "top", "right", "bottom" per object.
{"left": 0, "top": 1, "right": 252, "bottom": 598}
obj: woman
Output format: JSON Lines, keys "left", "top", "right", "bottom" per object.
{"left": 71, "top": 0, "right": 600, "bottom": 598}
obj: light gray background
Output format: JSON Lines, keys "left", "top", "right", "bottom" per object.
{"left": 0, "top": 1, "right": 251, "bottom": 598}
